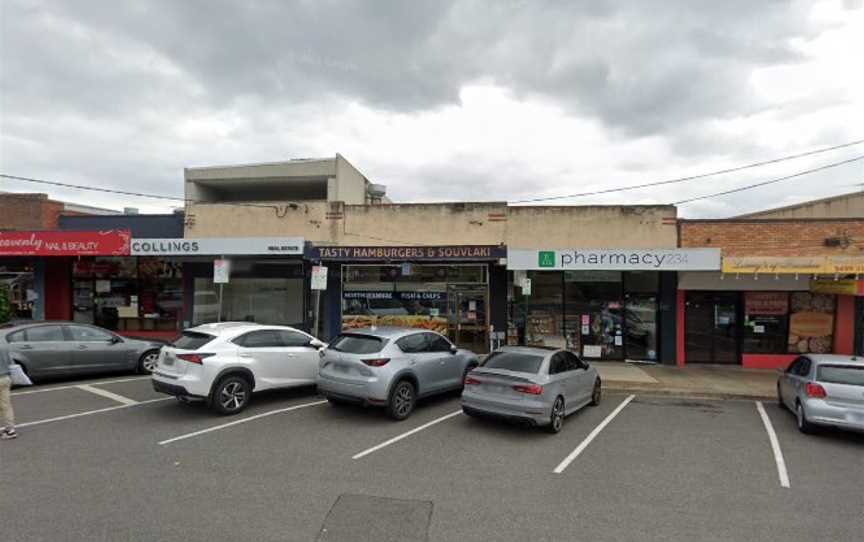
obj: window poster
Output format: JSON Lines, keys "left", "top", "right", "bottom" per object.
{"left": 788, "top": 292, "right": 835, "bottom": 354}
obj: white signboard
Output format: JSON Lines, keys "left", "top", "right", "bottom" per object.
{"left": 508, "top": 248, "right": 721, "bottom": 271}
{"left": 583, "top": 345, "right": 603, "bottom": 358}
{"left": 311, "top": 265, "right": 328, "bottom": 290}
{"left": 213, "top": 259, "right": 231, "bottom": 284}
{"left": 131, "top": 237, "right": 304, "bottom": 256}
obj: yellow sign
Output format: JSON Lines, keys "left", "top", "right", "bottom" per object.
{"left": 722, "top": 256, "right": 864, "bottom": 275}
{"left": 810, "top": 279, "right": 864, "bottom": 296}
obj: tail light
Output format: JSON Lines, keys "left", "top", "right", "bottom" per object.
{"left": 362, "top": 358, "right": 390, "bottom": 367}
{"left": 177, "top": 353, "right": 214, "bottom": 365}
{"left": 464, "top": 376, "right": 481, "bottom": 386}
{"left": 805, "top": 383, "right": 827, "bottom": 398}
{"left": 512, "top": 383, "right": 543, "bottom": 395}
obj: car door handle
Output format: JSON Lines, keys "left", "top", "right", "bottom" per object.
{"left": 19, "top": 345, "right": 33, "bottom": 350}
{"left": 239, "top": 353, "right": 253, "bottom": 358}
{"left": 77, "top": 345, "right": 88, "bottom": 350}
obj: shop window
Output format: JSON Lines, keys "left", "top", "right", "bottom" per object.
{"left": 788, "top": 293, "right": 835, "bottom": 354}
{"left": 742, "top": 292, "right": 789, "bottom": 354}
{"left": 193, "top": 277, "right": 304, "bottom": 327}
{"left": 72, "top": 257, "right": 182, "bottom": 333}
{"left": 341, "top": 264, "right": 486, "bottom": 343}
{"left": 623, "top": 271, "right": 659, "bottom": 293}
{"left": 565, "top": 272, "right": 624, "bottom": 360}
{"left": 0, "top": 261, "right": 35, "bottom": 319}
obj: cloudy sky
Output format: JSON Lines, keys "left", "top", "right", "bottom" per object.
{"left": 1, "top": 0, "right": 862, "bottom": 217}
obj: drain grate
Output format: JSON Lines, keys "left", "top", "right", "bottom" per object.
{"left": 316, "top": 494, "right": 433, "bottom": 542}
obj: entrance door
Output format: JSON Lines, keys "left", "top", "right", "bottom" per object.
{"left": 73, "top": 281, "right": 95, "bottom": 324}
{"left": 685, "top": 292, "right": 740, "bottom": 364}
{"left": 624, "top": 295, "right": 658, "bottom": 361}
{"left": 447, "top": 285, "right": 489, "bottom": 353}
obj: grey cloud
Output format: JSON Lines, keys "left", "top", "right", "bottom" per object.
{"left": 3, "top": 0, "right": 822, "bottom": 133}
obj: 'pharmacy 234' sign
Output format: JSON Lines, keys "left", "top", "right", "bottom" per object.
{"left": 508, "top": 248, "right": 721, "bottom": 271}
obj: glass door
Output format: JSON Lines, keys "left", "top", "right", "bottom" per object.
{"left": 447, "top": 284, "right": 489, "bottom": 353}
{"left": 685, "top": 292, "right": 740, "bottom": 364}
{"left": 73, "top": 281, "right": 95, "bottom": 324}
{"left": 624, "top": 295, "right": 658, "bottom": 361}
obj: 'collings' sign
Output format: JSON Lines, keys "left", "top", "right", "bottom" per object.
{"left": 131, "top": 237, "right": 304, "bottom": 256}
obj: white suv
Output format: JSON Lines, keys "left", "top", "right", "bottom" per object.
{"left": 152, "top": 322, "right": 325, "bottom": 415}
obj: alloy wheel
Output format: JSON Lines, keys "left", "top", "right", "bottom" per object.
{"left": 551, "top": 398, "right": 564, "bottom": 432}
{"left": 141, "top": 352, "right": 159, "bottom": 373}
{"left": 219, "top": 382, "right": 247, "bottom": 411}
{"left": 796, "top": 404, "right": 804, "bottom": 429}
{"left": 394, "top": 384, "right": 414, "bottom": 417}
{"left": 592, "top": 381, "right": 602, "bottom": 405}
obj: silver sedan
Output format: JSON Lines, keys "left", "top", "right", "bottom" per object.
{"left": 461, "top": 346, "right": 601, "bottom": 433}
{"left": 777, "top": 354, "right": 864, "bottom": 434}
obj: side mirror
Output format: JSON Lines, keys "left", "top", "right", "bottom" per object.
{"left": 450, "top": 345, "right": 458, "bottom": 355}
{"left": 111, "top": 336, "right": 123, "bottom": 344}
{"left": 309, "top": 339, "right": 326, "bottom": 349}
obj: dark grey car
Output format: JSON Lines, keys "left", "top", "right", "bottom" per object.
{"left": 1, "top": 322, "right": 165, "bottom": 381}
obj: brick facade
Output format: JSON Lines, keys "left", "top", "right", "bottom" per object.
{"left": 0, "top": 193, "right": 88, "bottom": 230}
{"left": 679, "top": 219, "right": 864, "bottom": 257}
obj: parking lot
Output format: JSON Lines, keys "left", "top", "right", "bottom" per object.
{"left": 2, "top": 375, "right": 863, "bottom": 542}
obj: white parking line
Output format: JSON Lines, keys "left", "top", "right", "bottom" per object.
{"left": 553, "top": 394, "right": 635, "bottom": 474}
{"left": 756, "top": 401, "right": 791, "bottom": 488}
{"left": 77, "top": 384, "right": 139, "bottom": 406}
{"left": 12, "top": 376, "right": 150, "bottom": 396}
{"left": 158, "top": 400, "right": 328, "bottom": 446}
{"left": 17, "top": 398, "right": 172, "bottom": 428}
{"left": 352, "top": 410, "right": 463, "bottom": 460}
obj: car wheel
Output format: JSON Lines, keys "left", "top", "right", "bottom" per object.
{"left": 590, "top": 378, "right": 602, "bottom": 406}
{"left": 777, "top": 385, "right": 785, "bottom": 411}
{"left": 137, "top": 350, "right": 161, "bottom": 375}
{"left": 546, "top": 396, "right": 565, "bottom": 434}
{"left": 387, "top": 380, "right": 416, "bottom": 421}
{"left": 796, "top": 402, "right": 816, "bottom": 434}
{"left": 211, "top": 376, "right": 252, "bottom": 415}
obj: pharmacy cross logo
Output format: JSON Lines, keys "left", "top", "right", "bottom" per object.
{"left": 538, "top": 250, "right": 556, "bottom": 268}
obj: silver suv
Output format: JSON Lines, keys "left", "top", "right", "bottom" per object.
{"left": 317, "top": 327, "right": 480, "bottom": 420}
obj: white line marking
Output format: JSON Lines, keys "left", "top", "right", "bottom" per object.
{"left": 158, "top": 400, "right": 328, "bottom": 446}
{"left": 76, "top": 384, "right": 139, "bottom": 406}
{"left": 756, "top": 401, "right": 791, "bottom": 488}
{"left": 352, "top": 410, "right": 463, "bottom": 460}
{"left": 12, "top": 376, "right": 150, "bottom": 396}
{"left": 553, "top": 395, "right": 635, "bottom": 474}
{"left": 16, "top": 398, "right": 172, "bottom": 428}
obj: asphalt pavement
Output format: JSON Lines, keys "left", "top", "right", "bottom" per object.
{"left": 1, "top": 374, "right": 862, "bottom": 542}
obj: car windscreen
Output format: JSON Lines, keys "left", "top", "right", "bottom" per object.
{"left": 329, "top": 334, "right": 385, "bottom": 354}
{"left": 173, "top": 331, "right": 216, "bottom": 350}
{"left": 817, "top": 365, "right": 864, "bottom": 387}
{"left": 482, "top": 352, "right": 545, "bottom": 374}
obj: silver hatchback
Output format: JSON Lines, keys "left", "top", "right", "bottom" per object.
{"left": 461, "top": 346, "right": 601, "bottom": 433}
{"left": 317, "top": 327, "right": 480, "bottom": 420}
{"left": 777, "top": 354, "right": 864, "bottom": 434}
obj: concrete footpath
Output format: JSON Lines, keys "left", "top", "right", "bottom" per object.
{"left": 594, "top": 361, "right": 777, "bottom": 400}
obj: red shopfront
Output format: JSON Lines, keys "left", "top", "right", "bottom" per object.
{"left": 0, "top": 229, "right": 146, "bottom": 331}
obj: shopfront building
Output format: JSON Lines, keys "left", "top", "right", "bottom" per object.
{"left": 307, "top": 245, "right": 507, "bottom": 352}
{"left": 679, "top": 217, "right": 864, "bottom": 369}
{"left": 507, "top": 248, "right": 721, "bottom": 363}
{"left": 131, "top": 237, "right": 306, "bottom": 331}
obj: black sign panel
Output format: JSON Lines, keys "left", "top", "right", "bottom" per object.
{"left": 307, "top": 245, "right": 506, "bottom": 261}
